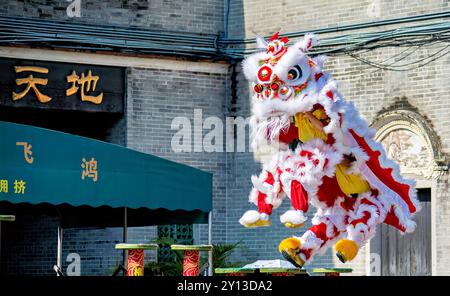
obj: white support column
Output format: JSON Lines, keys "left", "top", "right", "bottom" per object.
{"left": 57, "top": 221, "right": 63, "bottom": 275}
{"left": 431, "top": 179, "right": 437, "bottom": 276}
{"left": 123, "top": 207, "right": 128, "bottom": 275}
{"left": 208, "top": 211, "right": 213, "bottom": 276}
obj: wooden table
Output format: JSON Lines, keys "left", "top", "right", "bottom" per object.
{"left": 215, "top": 267, "right": 352, "bottom": 276}
{"left": 171, "top": 244, "right": 213, "bottom": 276}
{"left": 0, "top": 215, "right": 15, "bottom": 221}
{"left": 215, "top": 267, "right": 307, "bottom": 276}
{"left": 311, "top": 268, "right": 353, "bottom": 276}
{"left": 115, "top": 243, "right": 159, "bottom": 276}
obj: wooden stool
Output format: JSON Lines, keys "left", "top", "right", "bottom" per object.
{"left": 0, "top": 215, "right": 15, "bottom": 222}
{"left": 214, "top": 267, "right": 255, "bottom": 276}
{"left": 115, "top": 243, "right": 159, "bottom": 276}
{"left": 215, "top": 267, "right": 307, "bottom": 276}
{"left": 171, "top": 244, "right": 212, "bottom": 276}
{"left": 311, "top": 268, "right": 353, "bottom": 276}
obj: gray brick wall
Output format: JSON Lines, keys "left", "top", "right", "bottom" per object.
{"left": 0, "top": 215, "right": 158, "bottom": 275}
{"left": 125, "top": 67, "right": 228, "bottom": 243}
{"left": 0, "top": 0, "right": 224, "bottom": 35}
{"left": 228, "top": 0, "right": 450, "bottom": 38}
{"left": 0, "top": 215, "right": 58, "bottom": 275}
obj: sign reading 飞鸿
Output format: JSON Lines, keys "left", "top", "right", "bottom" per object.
{"left": 0, "top": 58, "right": 124, "bottom": 113}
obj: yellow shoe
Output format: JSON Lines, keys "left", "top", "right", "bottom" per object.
{"left": 239, "top": 210, "right": 271, "bottom": 228}
{"left": 335, "top": 239, "right": 359, "bottom": 263}
{"left": 278, "top": 237, "right": 305, "bottom": 268}
{"left": 280, "top": 210, "right": 307, "bottom": 229}
{"left": 244, "top": 219, "right": 271, "bottom": 228}
{"left": 284, "top": 222, "right": 304, "bottom": 228}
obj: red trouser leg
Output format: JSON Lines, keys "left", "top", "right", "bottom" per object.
{"left": 290, "top": 180, "right": 308, "bottom": 213}
{"left": 257, "top": 191, "right": 273, "bottom": 215}
{"left": 255, "top": 170, "right": 279, "bottom": 215}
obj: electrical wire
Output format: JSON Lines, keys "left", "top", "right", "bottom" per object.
{"left": 2, "top": 13, "right": 450, "bottom": 66}
{"left": 347, "top": 43, "right": 450, "bottom": 71}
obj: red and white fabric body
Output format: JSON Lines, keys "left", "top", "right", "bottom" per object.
{"left": 239, "top": 32, "right": 420, "bottom": 265}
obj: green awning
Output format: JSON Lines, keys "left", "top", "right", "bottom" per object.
{"left": 0, "top": 121, "right": 212, "bottom": 227}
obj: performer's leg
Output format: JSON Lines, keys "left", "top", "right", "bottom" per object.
{"left": 280, "top": 179, "right": 308, "bottom": 228}
{"left": 239, "top": 170, "right": 282, "bottom": 227}
{"left": 335, "top": 194, "right": 382, "bottom": 262}
{"left": 279, "top": 219, "right": 340, "bottom": 267}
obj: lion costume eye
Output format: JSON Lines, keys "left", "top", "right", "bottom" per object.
{"left": 283, "top": 59, "right": 310, "bottom": 86}
{"left": 287, "top": 65, "right": 302, "bottom": 81}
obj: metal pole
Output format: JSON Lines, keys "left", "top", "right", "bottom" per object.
{"left": 0, "top": 221, "right": 2, "bottom": 270}
{"left": 57, "top": 219, "right": 63, "bottom": 275}
{"left": 123, "top": 207, "right": 128, "bottom": 276}
{"left": 208, "top": 211, "right": 213, "bottom": 276}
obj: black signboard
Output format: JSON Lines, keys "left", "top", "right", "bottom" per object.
{"left": 0, "top": 58, "right": 124, "bottom": 114}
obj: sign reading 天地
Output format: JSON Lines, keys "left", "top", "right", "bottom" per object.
{"left": 0, "top": 58, "right": 124, "bottom": 114}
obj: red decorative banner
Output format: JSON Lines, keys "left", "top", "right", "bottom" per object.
{"left": 127, "top": 249, "right": 144, "bottom": 276}
{"left": 182, "top": 250, "right": 199, "bottom": 276}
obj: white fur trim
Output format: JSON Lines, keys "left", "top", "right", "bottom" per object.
{"left": 348, "top": 203, "right": 380, "bottom": 228}
{"left": 280, "top": 210, "right": 307, "bottom": 225}
{"left": 242, "top": 51, "right": 271, "bottom": 82}
{"left": 295, "top": 33, "right": 318, "bottom": 52}
{"left": 248, "top": 188, "right": 259, "bottom": 205}
{"left": 298, "top": 231, "right": 323, "bottom": 251}
{"left": 239, "top": 210, "right": 261, "bottom": 226}
{"left": 255, "top": 35, "right": 268, "bottom": 49}
{"left": 313, "top": 55, "right": 327, "bottom": 68}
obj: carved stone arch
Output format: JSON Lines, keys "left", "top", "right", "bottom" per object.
{"left": 371, "top": 109, "right": 446, "bottom": 179}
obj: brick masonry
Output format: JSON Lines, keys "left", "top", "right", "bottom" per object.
{"left": 124, "top": 67, "right": 229, "bottom": 245}
{"left": 0, "top": 0, "right": 224, "bottom": 35}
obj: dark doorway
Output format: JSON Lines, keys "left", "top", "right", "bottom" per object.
{"left": 0, "top": 106, "right": 124, "bottom": 144}
{"left": 379, "top": 188, "right": 431, "bottom": 276}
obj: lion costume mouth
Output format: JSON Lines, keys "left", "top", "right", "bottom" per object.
{"left": 250, "top": 114, "right": 292, "bottom": 146}
{"left": 252, "top": 90, "right": 317, "bottom": 119}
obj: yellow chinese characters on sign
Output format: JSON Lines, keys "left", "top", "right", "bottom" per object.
{"left": 0, "top": 180, "right": 8, "bottom": 193}
{"left": 0, "top": 180, "right": 27, "bottom": 194}
{"left": 14, "top": 180, "right": 26, "bottom": 194}
{"left": 81, "top": 157, "right": 98, "bottom": 182}
{"left": 66, "top": 70, "right": 104, "bottom": 104}
{"left": 12, "top": 66, "right": 52, "bottom": 103}
{"left": 16, "top": 141, "right": 34, "bottom": 164}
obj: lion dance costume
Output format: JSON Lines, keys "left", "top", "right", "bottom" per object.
{"left": 239, "top": 32, "right": 420, "bottom": 267}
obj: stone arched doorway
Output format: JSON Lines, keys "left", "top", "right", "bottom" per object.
{"left": 368, "top": 109, "right": 445, "bottom": 276}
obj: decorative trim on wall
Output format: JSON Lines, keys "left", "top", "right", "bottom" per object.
{"left": 0, "top": 46, "right": 229, "bottom": 75}
{"left": 371, "top": 109, "right": 448, "bottom": 180}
